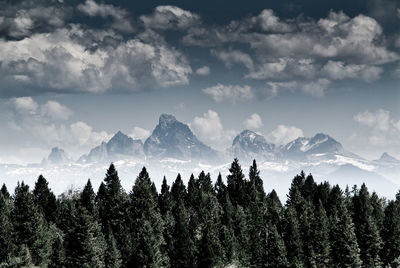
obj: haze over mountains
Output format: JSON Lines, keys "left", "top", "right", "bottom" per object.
{"left": 1, "top": 114, "right": 399, "bottom": 198}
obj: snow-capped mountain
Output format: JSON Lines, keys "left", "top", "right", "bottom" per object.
{"left": 144, "top": 114, "right": 217, "bottom": 160}
{"left": 231, "top": 130, "right": 275, "bottom": 160}
{"left": 79, "top": 131, "right": 144, "bottom": 163}
{"left": 376, "top": 152, "right": 400, "bottom": 164}
{"left": 44, "top": 147, "right": 71, "bottom": 165}
{"left": 280, "top": 133, "right": 348, "bottom": 160}
{"left": 2, "top": 113, "right": 399, "bottom": 200}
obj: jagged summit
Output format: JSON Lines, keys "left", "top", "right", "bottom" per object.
{"left": 46, "top": 147, "right": 70, "bottom": 165}
{"left": 231, "top": 130, "right": 275, "bottom": 160}
{"left": 282, "top": 133, "right": 342, "bottom": 155}
{"left": 377, "top": 152, "right": 400, "bottom": 163}
{"left": 144, "top": 114, "right": 216, "bottom": 160}
{"left": 159, "top": 114, "right": 177, "bottom": 126}
{"left": 79, "top": 131, "right": 144, "bottom": 163}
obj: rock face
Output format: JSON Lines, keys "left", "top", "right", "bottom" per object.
{"left": 231, "top": 130, "right": 275, "bottom": 160}
{"left": 280, "top": 133, "right": 344, "bottom": 160}
{"left": 46, "top": 147, "right": 70, "bottom": 165}
{"left": 79, "top": 131, "right": 144, "bottom": 163}
{"left": 376, "top": 152, "right": 400, "bottom": 164}
{"left": 144, "top": 114, "right": 217, "bottom": 160}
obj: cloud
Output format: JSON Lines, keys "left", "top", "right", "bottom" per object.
{"left": 12, "top": 96, "right": 38, "bottom": 114}
{"left": 354, "top": 109, "right": 400, "bottom": 146}
{"left": 130, "top": 127, "right": 150, "bottom": 141}
{"left": 269, "top": 125, "right": 304, "bottom": 145}
{"left": 0, "top": 0, "right": 71, "bottom": 39}
{"left": 301, "top": 79, "right": 331, "bottom": 98}
{"left": 40, "top": 101, "right": 73, "bottom": 120}
{"left": 8, "top": 97, "right": 109, "bottom": 158}
{"left": 191, "top": 110, "right": 236, "bottom": 150}
{"left": 243, "top": 113, "right": 263, "bottom": 130}
{"left": 183, "top": 9, "right": 399, "bottom": 97}
{"left": 202, "top": 84, "right": 253, "bottom": 103}
{"left": 77, "top": 0, "right": 134, "bottom": 33}
{"left": 265, "top": 79, "right": 330, "bottom": 98}
{"left": 195, "top": 66, "right": 211, "bottom": 76}
{"left": 0, "top": 26, "right": 192, "bottom": 97}
{"left": 140, "top": 5, "right": 201, "bottom": 30}
{"left": 212, "top": 49, "right": 254, "bottom": 69}
{"left": 321, "top": 61, "right": 383, "bottom": 82}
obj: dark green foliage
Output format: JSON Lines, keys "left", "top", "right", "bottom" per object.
{"left": 128, "top": 167, "right": 167, "bottom": 267}
{"left": 12, "top": 181, "right": 51, "bottom": 267}
{"left": 33, "top": 174, "right": 57, "bottom": 223}
{"left": 1, "top": 160, "right": 400, "bottom": 268}
{"left": 80, "top": 179, "right": 95, "bottom": 215}
{"left": 352, "top": 184, "right": 383, "bottom": 267}
{"left": 0, "top": 191, "right": 13, "bottom": 264}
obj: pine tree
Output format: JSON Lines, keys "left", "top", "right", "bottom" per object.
{"left": 128, "top": 167, "right": 167, "bottom": 267}
{"left": 104, "top": 230, "right": 122, "bottom": 268}
{"left": 264, "top": 224, "right": 289, "bottom": 268}
{"left": 352, "top": 184, "right": 383, "bottom": 267}
{"left": 197, "top": 172, "right": 224, "bottom": 267}
{"left": 381, "top": 195, "right": 400, "bottom": 266}
{"left": 310, "top": 201, "right": 331, "bottom": 267}
{"left": 48, "top": 224, "right": 66, "bottom": 268}
{"left": 13, "top": 181, "right": 51, "bottom": 267}
{"left": 63, "top": 199, "right": 106, "bottom": 268}
{"left": 0, "top": 191, "right": 13, "bottom": 264}
{"left": 80, "top": 179, "right": 96, "bottom": 215}
{"left": 282, "top": 206, "right": 304, "bottom": 267}
{"left": 328, "top": 186, "right": 362, "bottom": 267}
{"left": 33, "top": 174, "right": 57, "bottom": 223}
{"left": 99, "top": 164, "right": 129, "bottom": 264}
{"left": 227, "top": 158, "right": 246, "bottom": 207}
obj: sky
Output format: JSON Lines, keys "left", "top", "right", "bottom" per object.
{"left": 0, "top": 0, "right": 399, "bottom": 164}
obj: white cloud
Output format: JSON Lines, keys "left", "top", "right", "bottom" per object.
{"left": 301, "top": 78, "right": 331, "bottom": 98}
{"left": 195, "top": 66, "right": 211, "bottom": 76}
{"left": 243, "top": 113, "right": 263, "bottom": 130}
{"left": 354, "top": 109, "right": 391, "bottom": 132}
{"left": 257, "top": 9, "right": 293, "bottom": 32}
{"left": 212, "top": 49, "right": 254, "bottom": 69}
{"left": 77, "top": 0, "right": 133, "bottom": 32}
{"left": 130, "top": 127, "right": 150, "bottom": 141}
{"left": 321, "top": 61, "right": 383, "bottom": 82}
{"left": 0, "top": 26, "right": 192, "bottom": 96}
{"left": 140, "top": 5, "right": 201, "bottom": 30}
{"left": 202, "top": 84, "right": 253, "bottom": 103}
{"left": 0, "top": 1, "right": 70, "bottom": 39}
{"left": 354, "top": 109, "right": 400, "bottom": 146}
{"left": 8, "top": 97, "right": 110, "bottom": 159}
{"left": 191, "top": 110, "right": 236, "bottom": 150}
{"left": 269, "top": 125, "right": 304, "bottom": 145}
{"left": 13, "top": 97, "right": 38, "bottom": 114}
{"left": 40, "top": 101, "right": 73, "bottom": 120}
{"left": 265, "top": 79, "right": 330, "bottom": 98}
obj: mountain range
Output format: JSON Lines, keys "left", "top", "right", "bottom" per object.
{"left": 1, "top": 113, "right": 399, "bottom": 198}
{"left": 43, "top": 113, "right": 398, "bottom": 167}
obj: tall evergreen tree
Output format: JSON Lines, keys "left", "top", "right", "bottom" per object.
{"left": 0, "top": 191, "right": 13, "bottom": 264}
{"left": 328, "top": 186, "right": 362, "bottom": 267}
{"left": 227, "top": 158, "right": 246, "bottom": 207}
{"left": 352, "top": 184, "right": 383, "bottom": 267}
{"left": 99, "top": 164, "right": 129, "bottom": 264}
{"left": 33, "top": 174, "right": 57, "bottom": 223}
{"left": 80, "top": 179, "right": 96, "bottom": 215}
{"left": 13, "top": 181, "right": 51, "bottom": 267}
{"left": 128, "top": 167, "right": 167, "bottom": 267}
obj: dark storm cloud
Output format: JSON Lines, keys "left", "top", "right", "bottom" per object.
{"left": 0, "top": 0, "right": 399, "bottom": 98}
{"left": 0, "top": 0, "right": 72, "bottom": 40}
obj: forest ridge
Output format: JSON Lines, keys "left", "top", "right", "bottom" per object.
{"left": 0, "top": 158, "right": 398, "bottom": 267}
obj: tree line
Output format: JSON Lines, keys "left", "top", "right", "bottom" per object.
{"left": 0, "top": 158, "right": 399, "bottom": 267}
